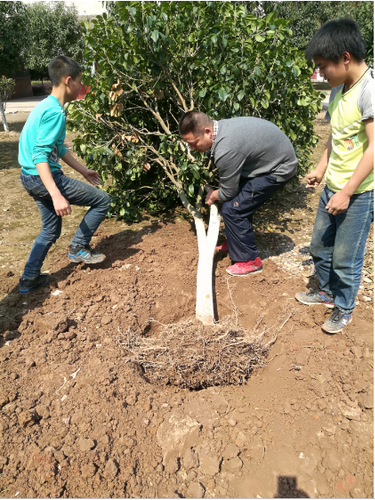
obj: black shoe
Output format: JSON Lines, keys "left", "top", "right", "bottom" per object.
{"left": 19, "top": 273, "right": 50, "bottom": 294}
{"left": 68, "top": 244, "right": 106, "bottom": 264}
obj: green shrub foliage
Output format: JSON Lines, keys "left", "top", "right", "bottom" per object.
{"left": 68, "top": 1, "right": 323, "bottom": 221}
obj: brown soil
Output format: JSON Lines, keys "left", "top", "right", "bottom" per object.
{"left": 0, "top": 112, "right": 373, "bottom": 498}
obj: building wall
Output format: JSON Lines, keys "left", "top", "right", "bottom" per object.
{"left": 64, "top": 1, "right": 105, "bottom": 16}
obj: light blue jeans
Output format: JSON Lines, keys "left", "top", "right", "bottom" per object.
{"left": 310, "top": 185, "right": 373, "bottom": 314}
{"left": 20, "top": 170, "right": 111, "bottom": 280}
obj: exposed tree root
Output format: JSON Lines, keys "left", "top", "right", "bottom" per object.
{"left": 117, "top": 312, "right": 288, "bottom": 389}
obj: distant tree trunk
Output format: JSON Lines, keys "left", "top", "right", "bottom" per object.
{"left": 195, "top": 204, "right": 221, "bottom": 324}
{"left": 0, "top": 99, "right": 9, "bottom": 132}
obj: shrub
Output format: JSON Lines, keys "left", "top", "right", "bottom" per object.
{"left": 68, "top": 1, "right": 324, "bottom": 222}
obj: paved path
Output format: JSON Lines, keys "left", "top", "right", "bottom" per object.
{"left": 5, "top": 95, "right": 47, "bottom": 114}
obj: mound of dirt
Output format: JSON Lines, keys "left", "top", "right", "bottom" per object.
{"left": 0, "top": 110, "right": 373, "bottom": 499}
{"left": 0, "top": 216, "right": 373, "bottom": 498}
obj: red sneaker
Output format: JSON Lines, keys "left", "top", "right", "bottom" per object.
{"left": 226, "top": 257, "right": 263, "bottom": 276}
{"left": 215, "top": 241, "right": 228, "bottom": 253}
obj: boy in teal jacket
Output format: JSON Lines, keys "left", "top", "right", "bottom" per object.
{"left": 295, "top": 20, "right": 373, "bottom": 333}
{"left": 19, "top": 55, "right": 111, "bottom": 293}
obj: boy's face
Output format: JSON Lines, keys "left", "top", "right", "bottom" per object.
{"left": 66, "top": 72, "right": 82, "bottom": 101}
{"left": 313, "top": 56, "right": 348, "bottom": 88}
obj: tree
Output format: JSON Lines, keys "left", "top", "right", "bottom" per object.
{"left": 0, "top": 1, "right": 27, "bottom": 77}
{"left": 353, "top": 1, "right": 374, "bottom": 66}
{"left": 0, "top": 76, "right": 16, "bottom": 132}
{"left": 68, "top": 1, "right": 323, "bottom": 323}
{"left": 262, "top": 1, "right": 374, "bottom": 66}
{"left": 0, "top": 1, "right": 27, "bottom": 132}
{"left": 23, "top": 1, "right": 84, "bottom": 78}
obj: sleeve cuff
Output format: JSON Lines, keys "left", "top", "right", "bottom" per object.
{"left": 32, "top": 155, "right": 49, "bottom": 164}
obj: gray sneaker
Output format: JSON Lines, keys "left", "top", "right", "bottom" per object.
{"left": 68, "top": 245, "right": 106, "bottom": 264}
{"left": 322, "top": 307, "right": 352, "bottom": 334}
{"left": 295, "top": 290, "right": 334, "bottom": 308}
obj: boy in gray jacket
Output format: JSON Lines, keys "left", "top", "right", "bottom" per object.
{"left": 179, "top": 111, "right": 298, "bottom": 276}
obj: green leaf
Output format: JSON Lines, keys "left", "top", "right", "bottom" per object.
{"left": 151, "top": 30, "right": 159, "bottom": 43}
{"left": 188, "top": 184, "right": 194, "bottom": 196}
{"left": 237, "top": 90, "right": 245, "bottom": 101}
{"left": 199, "top": 89, "right": 207, "bottom": 98}
{"left": 265, "top": 11, "right": 275, "bottom": 23}
{"left": 218, "top": 88, "right": 229, "bottom": 101}
{"left": 255, "top": 34, "right": 265, "bottom": 42}
{"left": 293, "top": 66, "right": 301, "bottom": 77}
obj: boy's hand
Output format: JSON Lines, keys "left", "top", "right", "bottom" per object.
{"left": 83, "top": 169, "right": 102, "bottom": 186}
{"left": 306, "top": 169, "right": 324, "bottom": 188}
{"left": 53, "top": 193, "right": 72, "bottom": 216}
{"left": 325, "top": 191, "right": 350, "bottom": 215}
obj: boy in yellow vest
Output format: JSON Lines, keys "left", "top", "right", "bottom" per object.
{"left": 295, "top": 19, "right": 373, "bottom": 333}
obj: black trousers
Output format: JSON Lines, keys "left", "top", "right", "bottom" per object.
{"left": 221, "top": 175, "right": 287, "bottom": 262}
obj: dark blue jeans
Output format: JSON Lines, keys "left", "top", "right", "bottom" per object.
{"left": 310, "top": 185, "right": 373, "bottom": 314}
{"left": 221, "top": 175, "right": 287, "bottom": 262}
{"left": 20, "top": 170, "right": 111, "bottom": 280}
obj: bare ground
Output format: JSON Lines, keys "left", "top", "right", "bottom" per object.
{"left": 0, "top": 112, "right": 373, "bottom": 498}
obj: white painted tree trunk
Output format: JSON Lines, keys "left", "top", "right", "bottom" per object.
{"left": 195, "top": 203, "right": 221, "bottom": 324}
{"left": 0, "top": 100, "right": 9, "bottom": 132}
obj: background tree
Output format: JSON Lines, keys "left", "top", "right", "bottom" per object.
{"left": 352, "top": 1, "right": 374, "bottom": 66}
{"left": 0, "top": 1, "right": 27, "bottom": 131}
{"left": 68, "top": 1, "right": 323, "bottom": 323}
{"left": 0, "top": 1, "right": 27, "bottom": 77}
{"left": 262, "top": 1, "right": 374, "bottom": 66}
{"left": 22, "top": 1, "right": 84, "bottom": 83}
{"left": 0, "top": 76, "right": 16, "bottom": 132}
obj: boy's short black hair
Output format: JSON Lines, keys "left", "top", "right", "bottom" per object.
{"left": 305, "top": 19, "right": 366, "bottom": 63}
{"left": 179, "top": 111, "right": 212, "bottom": 136}
{"left": 48, "top": 55, "right": 82, "bottom": 86}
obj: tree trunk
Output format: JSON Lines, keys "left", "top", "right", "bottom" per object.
{"left": 195, "top": 203, "right": 221, "bottom": 324}
{"left": 0, "top": 99, "right": 9, "bottom": 132}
